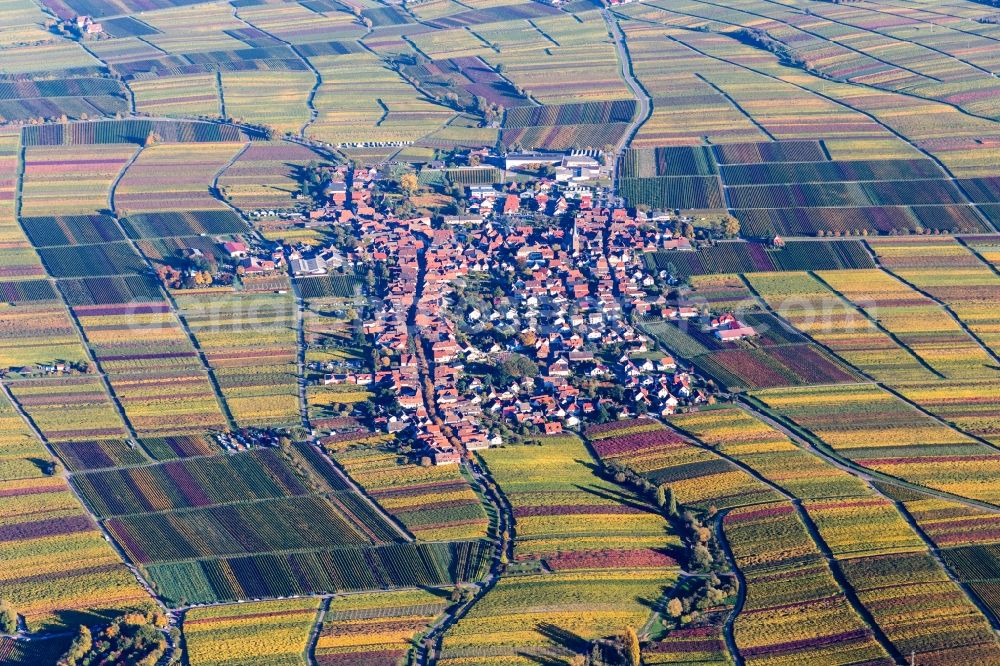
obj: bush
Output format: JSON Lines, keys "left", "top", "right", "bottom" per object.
{"left": 0, "top": 599, "right": 16, "bottom": 633}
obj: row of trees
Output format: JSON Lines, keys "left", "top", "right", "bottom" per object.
{"left": 602, "top": 459, "right": 737, "bottom": 632}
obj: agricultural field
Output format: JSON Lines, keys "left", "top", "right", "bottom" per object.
{"left": 751, "top": 384, "right": 1000, "bottom": 505}
{"left": 71, "top": 443, "right": 455, "bottom": 605}
{"left": 315, "top": 589, "right": 450, "bottom": 665}
{"left": 0, "top": 130, "right": 48, "bottom": 279}
{"left": 439, "top": 433, "right": 680, "bottom": 662}
{"left": 20, "top": 144, "right": 136, "bottom": 219}
{"left": 7, "top": 0, "right": 1000, "bottom": 663}
{"left": 183, "top": 598, "right": 320, "bottom": 666}
{"left": 114, "top": 142, "right": 247, "bottom": 214}
{"left": 131, "top": 74, "right": 222, "bottom": 119}
{"left": 745, "top": 270, "right": 944, "bottom": 384}
{"left": 217, "top": 142, "right": 323, "bottom": 212}
{"left": 8, "top": 376, "right": 128, "bottom": 442}
{"left": 175, "top": 291, "right": 299, "bottom": 427}
{"left": 722, "top": 502, "right": 892, "bottom": 666}
{"left": 0, "top": 391, "right": 153, "bottom": 632}
{"left": 309, "top": 51, "right": 456, "bottom": 146}
{"left": 594, "top": 413, "right": 1000, "bottom": 663}
{"left": 0, "top": 303, "right": 89, "bottom": 369}
{"left": 72, "top": 301, "right": 229, "bottom": 436}
{"left": 22, "top": 119, "right": 246, "bottom": 146}
{"left": 501, "top": 100, "right": 636, "bottom": 152}
{"left": 334, "top": 443, "right": 489, "bottom": 541}
{"left": 481, "top": 434, "right": 674, "bottom": 561}
{"left": 221, "top": 71, "right": 314, "bottom": 135}
{"left": 639, "top": 300, "right": 861, "bottom": 391}
{"left": 643, "top": 239, "right": 875, "bottom": 276}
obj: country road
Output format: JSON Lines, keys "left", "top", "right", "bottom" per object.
{"left": 604, "top": 10, "right": 652, "bottom": 181}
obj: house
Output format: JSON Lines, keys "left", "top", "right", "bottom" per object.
{"left": 658, "top": 356, "right": 677, "bottom": 371}
{"left": 503, "top": 194, "right": 521, "bottom": 215}
{"left": 548, "top": 358, "right": 571, "bottom": 376}
{"left": 432, "top": 447, "right": 461, "bottom": 465}
{"left": 222, "top": 241, "right": 249, "bottom": 258}
{"left": 465, "top": 435, "right": 491, "bottom": 451}
{"left": 710, "top": 313, "right": 757, "bottom": 341}
{"left": 714, "top": 320, "right": 757, "bottom": 341}
{"left": 75, "top": 15, "right": 103, "bottom": 34}
{"left": 241, "top": 257, "right": 276, "bottom": 274}
{"left": 431, "top": 340, "right": 459, "bottom": 363}
{"left": 469, "top": 185, "right": 497, "bottom": 200}
{"left": 291, "top": 256, "right": 328, "bottom": 275}
{"left": 662, "top": 237, "right": 693, "bottom": 251}
{"left": 666, "top": 306, "right": 698, "bottom": 319}
{"left": 711, "top": 313, "right": 738, "bottom": 328}
{"left": 325, "top": 181, "right": 347, "bottom": 204}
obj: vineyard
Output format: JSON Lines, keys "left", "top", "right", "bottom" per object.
{"left": 65, "top": 443, "right": 484, "bottom": 605}
{"left": 619, "top": 135, "right": 999, "bottom": 235}
{"left": 22, "top": 120, "right": 245, "bottom": 146}
{"left": 4, "top": 0, "right": 1000, "bottom": 663}
{"left": 334, "top": 443, "right": 489, "bottom": 541}
{"left": 184, "top": 598, "right": 320, "bottom": 666}
{"left": 119, "top": 211, "right": 248, "bottom": 239}
{"left": 618, "top": 175, "right": 725, "bottom": 210}
{"left": 0, "top": 392, "right": 154, "bottom": 632}
{"left": 298, "top": 274, "right": 362, "bottom": 299}
{"left": 315, "top": 589, "right": 450, "bottom": 665}
{"left": 57, "top": 274, "right": 163, "bottom": 306}
{"left": 175, "top": 291, "right": 300, "bottom": 427}
{"left": 644, "top": 239, "right": 876, "bottom": 276}
{"left": 148, "top": 539, "right": 493, "bottom": 606}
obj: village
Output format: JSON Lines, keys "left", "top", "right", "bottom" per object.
{"left": 272, "top": 147, "right": 758, "bottom": 466}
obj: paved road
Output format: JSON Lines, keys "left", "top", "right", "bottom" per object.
{"left": 604, "top": 9, "right": 652, "bottom": 182}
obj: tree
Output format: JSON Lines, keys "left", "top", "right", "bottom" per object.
{"left": 655, "top": 484, "right": 667, "bottom": 509}
{"left": 0, "top": 599, "right": 16, "bottom": 633}
{"left": 501, "top": 352, "right": 538, "bottom": 379}
{"left": 692, "top": 544, "right": 713, "bottom": 570}
{"left": 722, "top": 217, "right": 740, "bottom": 238}
{"left": 58, "top": 625, "right": 92, "bottom": 666}
{"left": 399, "top": 172, "right": 419, "bottom": 195}
{"left": 666, "top": 487, "right": 678, "bottom": 517}
{"left": 58, "top": 611, "right": 166, "bottom": 666}
{"left": 623, "top": 626, "right": 641, "bottom": 666}
{"left": 666, "top": 598, "right": 683, "bottom": 618}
